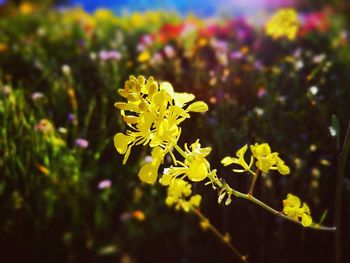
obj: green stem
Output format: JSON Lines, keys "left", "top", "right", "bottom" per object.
{"left": 173, "top": 143, "right": 188, "bottom": 159}
{"left": 173, "top": 143, "right": 335, "bottom": 232}
{"left": 211, "top": 177, "right": 336, "bottom": 232}
{"left": 248, "top": 169, "right": 260, "bottom": 196}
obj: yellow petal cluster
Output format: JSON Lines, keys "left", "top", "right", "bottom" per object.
{"left": 114, "top": 75, "right": 208, "bottom": 166}
{"left": 265, "top": 8, "right": 299, "bottom": 40}
{"left": 221, "top": 143, "right": 290, "bottom": 175}
{"left": 250, "top": 143, "right": 290, "bottom": 174}
{"left": 283, "top": 194, "right": 312, "bottom": 227}
{"left": 165, "top": 178, "right": 202, "bottom": 212}
{"left": 221, "top": 144, "right": 253, "bottom": 173}
{"left": 159, "top": 140, "right": 211, "bottom": 184}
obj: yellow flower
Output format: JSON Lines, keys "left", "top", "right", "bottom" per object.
{"left": 19, "top": 2, "right": 35, "bottom": 15}
{"left": 94, "top": 9, "right": 116, "bottom": 22}
{"left": 184, "top": 140, "right": 211, "bottom": 182}
{"left": 187, "top": 157, "right": 209, "bottom": 182}
{"left": 265, "top": 8, "right": 299, "bottom": 40}
{"left": 165, "top": 178, "right": 201, "bottom": 212}
{"left": 221, "top": 144, "right": 253, "bottom": 173}
{"left": 138, "top": 50, "right": 151, "bottom": 62}
{"left": 114, "top": 76, "right": 208, "bottom": 165}
{"left": 250, "top": 143, "right": 290, "bottom": 175}
{"left": 138, "top": 147, "right": 164, "bottom": 184}
{"left": 132, "top": 210, "right": 146, "bottom": 221}
{"left": 159, "top": 140, "right": 211, "bottom": 184}
{"left": 283, "top": 194, "right": 312, "bottom": 226}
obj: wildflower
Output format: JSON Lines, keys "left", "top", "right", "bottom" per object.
{"left": 138, "top": 50, "right": 151, "bottom": 62}
{"left": 283, "top": 194, "right": 312, "bottom": 227}
{"left": 68, "top": 113, "right": 76, "bottom": 124}
{"left": 132, "top": 210, "right": 145, "bottom": 221}
{"left": 62, "top": 65, "right": 71, "bottom": 76}
{"left": 35, "top": 119, "right": 54, "bottom": 134}
{"left": 31, "top": 92, "right": 45, "bottom": 101}
{"left": 158, "top": 23, "right": 184, "bottom": 43}
{"left": 93, "top": 9, "right": 115, "bottom": 22}
{"left": 159, "top": 140, "right": 211, "bottom": 184}
{"left": 1, "top": 85, "right": 12, "bottom": 96}
{"left": 150, "top": 52, "right": 163, "bottom": 66}
{"left": 230, "top": 51, "right": 244, "bottom": 60}
{"left": 98, "top": 179, "right": 112, "bottom": 189}
{"left": 99, "top": 50, "right": 122, "bottom": 61}
{"left": 222, "top": 143, "right": 290, "bottom": 175}
{"left": 250, "top": 143, "right": 290, "bottom": 174}
{"left": 138, "top": 147, "right": 164, "bottom": 184}
{"left": 185, "top": 140, "right": 211, "bottom": 181}
{"left": 299, "top": 11, "right": 329, "bottom": 36}
{"left": 265, "top": 8, "right": 299, "bottom": 40}
{"left": 221, "top": 144, "right": 253, "bottom": 173}
{"left": 75, "top": 138, "right": 89, "bottom": 148}
{"left": 257, "top": 87, "right": 266, "bottom": 98}
{"left": 320, "top": 159, "right": 330, "bottom": 166}
{"left": 0, "top": 43, "right": 8, "bottom": 53}
{"left": 37, "top": 164, "right": 50, "bottom": 175}
{"left": 140, "top": 34, "right": 154, "bottom": 46}
{"left": 90, "top": 52, "right": 97, "bottom": 61}
{"left": 19, "top": 2, "right": 35, "bottom": 15}
{"left": 114, "top": 75, "right": 208, "bottom": 166}
{"left": 58, "top": 127, "right": 67, "bottom": 134}
{"left": 165, "top": 178, "right": 202, "bottom": 212}
{"left": 164, "top": 45, "right": 176, "bottom": 59}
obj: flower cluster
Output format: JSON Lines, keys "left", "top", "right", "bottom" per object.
{"left": 221, "top": 143, "right": 290, "bottom": 175}
{"left": 283, "top": 194, "right": 312, "bottom": 226}
{"left": 265, "top": 8, "right": 299, "bottom": 40}
{"left": 114, "top": 76, "right": 209, "bottom": 211}
{"left": 160, "top": 140, "right": 212, "bottom": 185}
{"left": 165, "top": 178, "right": 202, "bottom": 212}
{"left": 114, "top": 75, "right": 208, "bottom": 165}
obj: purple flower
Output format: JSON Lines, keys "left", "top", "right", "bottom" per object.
{"left": 75, "top": 138, "right": 89, "bottom": 149}
{"left": 230, "top": 51, "right": 244, "bottom": 60}
{"left": 211, "top": 39, "right": 228, "bottom": 53}
{"left": 98, "top": 179, "right": 112, "bottom": 189}
{"left": 254, "top": 60, "right": 263, "bottom": 70}
{"left": 150, "top": 52, "right": 163, "bottom": 65}
{"left": 99, "top": 50, "right": 122, "bottom": 61}
{"left": 68, "top": 113, "right": 76, "bottom": 123}
{"left": 164, "top": 45, "right": 175, "bottom": 58}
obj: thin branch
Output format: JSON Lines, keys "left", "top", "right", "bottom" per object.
{"left": 248, "top": 169, "right": 260, "bottom": 196}
{"left": 173, "top": 144, "right": 336, "bottom": 232}
{"left": 207, "top": 173, "right": 336, "bottom": 232}
{"left": 191, "top": 207, "right": 249, "bottom": 263}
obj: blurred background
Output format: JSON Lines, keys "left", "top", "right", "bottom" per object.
{"left": 0, "top": 0, "right": 350, "bottom": 262}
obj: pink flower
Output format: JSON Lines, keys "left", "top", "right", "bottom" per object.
{"left": 164, "top": 45, "right": 176, "bottom": 58}
{"left": 98, "top": 179, "right": 112, "bottom": 189}
{"left": 99, "top": 50, "right": 122, "bottom": 61}
{"left": 75, "top": 138, "right": 89, "bottom": 148}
